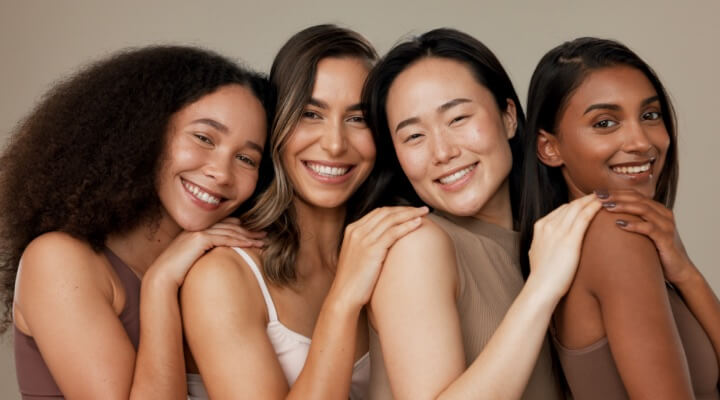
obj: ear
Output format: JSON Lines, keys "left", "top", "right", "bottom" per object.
{"left": 502, "top": 99, "right": 518, "bottom": 139}
{"left": 537, "top": 129, "right": 564, "bottom": 167}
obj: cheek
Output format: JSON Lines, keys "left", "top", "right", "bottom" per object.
{"left": 350, "top": 131, "right": 376, "bottom": 163}
{"left": 394, "top": 143, "right": 428, "bottom": 184}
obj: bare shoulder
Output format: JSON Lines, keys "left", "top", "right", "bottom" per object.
{"left": 578, "top": 209, "right": 663, "bottom": 295}
{"left": 372, "top": 216, "right": 458, "bottom": 309}
{"left": 15, "top": 232, "right": 114, "bottom": 332}
{"left": 181, "top": 246, "right": 266, "bottom": 322}
{"left": 387, "top": 216, "right": 455, "bottom": 266}
{"left": 18, "top": 232, "right": 110, "bottom": 297}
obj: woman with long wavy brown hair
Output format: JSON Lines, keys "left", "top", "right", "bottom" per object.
{"left": 180, "top": 24, "right": 428, "bottom": 399}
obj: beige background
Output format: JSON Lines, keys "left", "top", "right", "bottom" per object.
{"left": 1, "top": 0, "right": 718, "bottom": 397}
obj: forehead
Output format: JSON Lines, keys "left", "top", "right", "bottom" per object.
{"left": 311, "top": 57, "right": 370, "bottom": 98}
{"left": 386, "top": 57, "right": 494, "bottom": 116}
{"left": 567, "top": 65, "right": 658, "bottom": 110}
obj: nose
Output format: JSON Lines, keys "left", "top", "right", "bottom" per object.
{"left": 203, "top": 155, "right": 232, "bottom": 185}
{"left": 320, "top": 123, "right": 348, "bottom": 157}
{"left": 431, "top": 131, "right": 460, "bottom": 165}
{"left": 622, "top": 121, "right": 653, "bottom": 154}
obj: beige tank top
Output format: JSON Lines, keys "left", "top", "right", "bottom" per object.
{"left": 554, "top": 285, "right": 719, "bottom": 400}
{"left": 368, "top": 212, "right": 561, "bottom": 399}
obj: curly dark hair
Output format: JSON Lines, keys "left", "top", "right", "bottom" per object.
{"left": 0, "top": 45, "right": 274, "bottom": 333}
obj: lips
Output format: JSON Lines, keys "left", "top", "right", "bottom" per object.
{"left": 609, "top": 158, "right": 655, "bottom": 176}
{"left": 302, "top": 160, "right": 356, "bottom": 184}
{"left": 181, "top": 178, "right": 225, "bottom": 206}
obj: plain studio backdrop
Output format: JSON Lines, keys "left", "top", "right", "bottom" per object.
{"left": 1, "top": 0, "right": 718, "bottom": 397}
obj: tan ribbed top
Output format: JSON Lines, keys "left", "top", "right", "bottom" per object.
{"left": 369, "top": 212, "right": 561, "bottom": 399}
{"left": 554, "top": 285, "right": 719, "bottom": 400}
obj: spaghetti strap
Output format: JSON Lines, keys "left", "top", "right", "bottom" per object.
{"left": 232, "top": 247, "right": 278, "bottom": 321}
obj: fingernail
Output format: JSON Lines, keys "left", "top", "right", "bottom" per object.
{"left": 615, "top": 219, "right": 628, "bottom": 227}
{"left": 594, "top": 189, "right": 609, "bottom": 199}
{"left": 602, "top": 202, "right": 616, "bottom": 208}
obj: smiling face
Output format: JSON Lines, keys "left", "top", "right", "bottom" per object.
{"left": 539, "top": 65, "right": 670, "bottom": 199}
{"left": 281, "top": 56, "right": 375, "bottom": 210}
{"left": 385, "top": 57, "right": 517, "bottom": 220}
{"left": 156, "top": 84, "right": 267, "bottom": 232}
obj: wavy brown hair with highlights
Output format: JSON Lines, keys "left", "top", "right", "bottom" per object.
{"left": 0, "top": 45, "right": 273, "bottom": 333}
{"left": 241, "top": 24, "right": 378, "bottom": 286}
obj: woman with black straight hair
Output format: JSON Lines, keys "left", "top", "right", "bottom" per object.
{"left": 521, "top": 37, "right": 720, "bottom": 399}
{"left": 362, "top": 28, "right": 603, "bottom": 399}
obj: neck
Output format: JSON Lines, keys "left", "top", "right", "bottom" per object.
{"left": 562, "top": 168, "right": 587, "bottom": 201}
{"left": 293, "top": 197, "right": 347, "bottom": 279}
{"left": 473, "top": 179, "right": 514, "bottom": 230}
{"left": 105, "top": 211, "right": 182, "bottom": 277}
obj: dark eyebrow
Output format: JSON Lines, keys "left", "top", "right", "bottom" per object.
{"left": 395, "top": 98, "right": 472, "bottom": 134}
{"left": 191, "top": 118, "right": 228, "bottom": 133}
{"left": 439, "top": 98, "right": 472, "bottom": 112}
{"left": 641, "top": 95, "right": 660, "bottom": 107}
{"left": 346, "top": 103, "right": 363, "bottom": 112}
{"left": 308, "top": 98, "right": 329, "bottom": 109}
{"left": 395, "top": 117, "right": 421, "bottom": 134}
{"left": 583, "top": 103, "right": 621, "bottom": 115}
{"left": 245, "top": 140, "right": 264, "bottom": 153}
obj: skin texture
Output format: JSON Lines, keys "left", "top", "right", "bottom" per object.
{"left": 387, "top": 57, "right": 516, "bottom": 226}
{"left": 12, "top": 84, "right": 268, "bottom": 399}
{"left": 369, "top": 57, "right": 603, "bottom": 399}
{"left": 181, "top": 57, "right": 428, "bottom": 399}
{"left": 539, "top": 66, "right": 716, "bottom": 397}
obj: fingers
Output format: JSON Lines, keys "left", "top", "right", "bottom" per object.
{"left": 602, "top": 189, "right": 673, "bottom": 218}
{"left": 203, "top": 227, "right": 265, "bottom": 248}
{"left": 374, "top": 216, "right": 424, "bottom": 249}
{"left": 346, "top": 206, "right": 427, "bottom": 238}
{"left": 568, "top": 196, "right": 603, "bottom": 238}
{"left": 365, "top": 206, "right": 429, "bottom": 242}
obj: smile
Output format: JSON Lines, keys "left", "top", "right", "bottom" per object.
{"left": 610, "top": 160, "right": 653, "bottom": 176}
{"left": 304, "top": 161, "right": 351, "bottom": 177}
{"left": 182, "top": 179, "right": 222, "bottom": 205}
{"left": 438, "top": 163, "right": 476, "bottom": 185}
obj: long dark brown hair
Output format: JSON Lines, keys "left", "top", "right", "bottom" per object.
{"left": 241, "top": 24, "right": 378, "bottom": 285}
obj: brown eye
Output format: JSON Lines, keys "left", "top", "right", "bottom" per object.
{"left": 193, "top": 134, "right": 214, "bottom": 145}
{"left": 642, "top": 111, "right": 662, "bottom": 121}
{"left": 593, "top": 119, "right": 618, "bottom": 129}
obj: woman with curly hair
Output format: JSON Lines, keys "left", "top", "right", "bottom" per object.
{"left": 0, "top": 46, "right": 273, "bottom": 399}
{"left": 180, "top": 25, "right": 427, "bottom": 399}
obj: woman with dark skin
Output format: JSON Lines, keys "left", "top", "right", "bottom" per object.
{"left": 0, "top": 46, "right": 272, "bottom": 399}
{"left": 521, "top": 37, "right": 720, "bottom": 399}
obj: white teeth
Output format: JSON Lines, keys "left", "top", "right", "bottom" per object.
{"left": 306, "top": 162, "right": 349, "bottom": 177}
{"left": 439, "top": 165, "right": 475, "bottom": 185}
{"left": 182, "top": 180, "right": 221, "bottom": 205}
{"left": 611, "top": 163, "right": 651, "bottom": 175}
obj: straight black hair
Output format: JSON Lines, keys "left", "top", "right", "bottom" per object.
{"left": 362, "top": 28, "right": 526, "bottom": 224}
{"left": 519, "top": 37, "right": 679, "bottom": 278}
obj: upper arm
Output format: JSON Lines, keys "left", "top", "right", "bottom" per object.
{"left": 14, "top": 233, "right": 136, "bottom": 400}
{"left": 369, "top": 219, "right": 464, "bottom": 400}
{"left": 580, "top": 211, "right": 694, "bottom": 399}
{"left": 180, "top": 247, "right": 289, "bottom": 399}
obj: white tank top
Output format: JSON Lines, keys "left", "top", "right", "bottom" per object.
{"left": 187, "top": 247, "right": 370, "bottom": 399}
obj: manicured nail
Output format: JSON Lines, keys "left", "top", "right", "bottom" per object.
{"left": 594, "top": 189, "right": 609, "bottom": 199}
{"left": 615, "top": 219, "right": 628, "bottom": 227}
{"left": 602, "top": 202, "right": 616, "bottom": 208}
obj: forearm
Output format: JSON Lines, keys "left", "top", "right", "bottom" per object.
{"left": 439, "top": 277, "right": 557, "bottom": 400}
{"left": 288, "top": 291, "right": 361, "bottom": 400}
{"left": 130, "top": 277, "right": 187, "bottom": 400}
{"left": 672, "top": 264, "right": 720, "bottom": 366}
